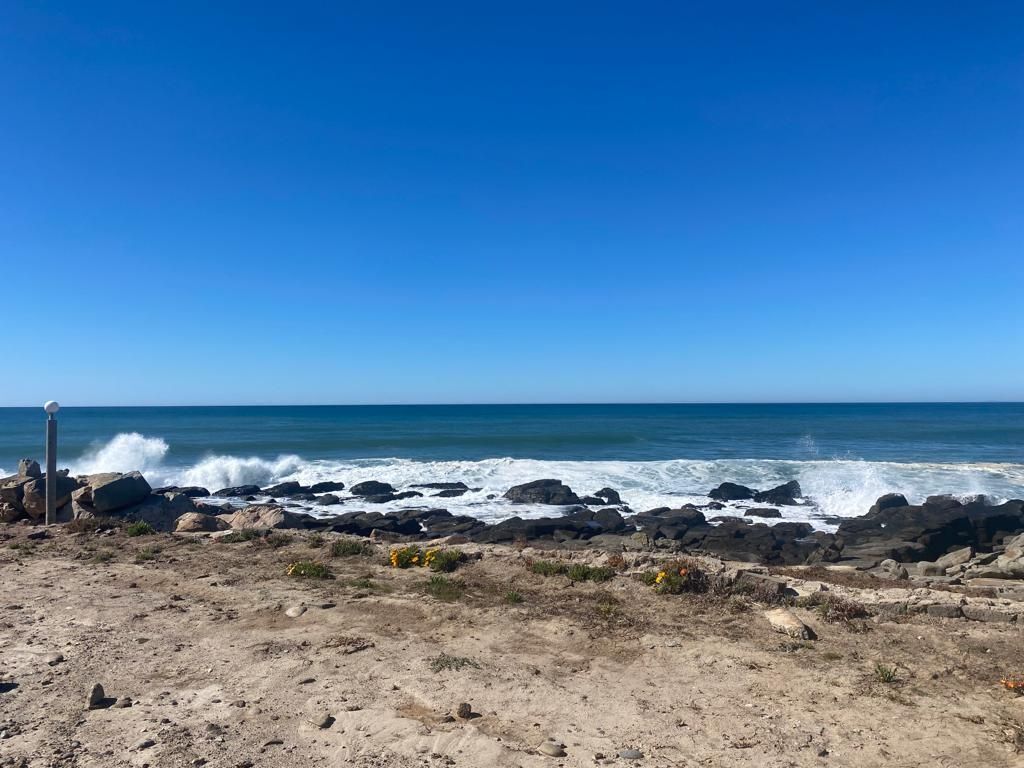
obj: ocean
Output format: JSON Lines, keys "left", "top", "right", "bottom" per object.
{"left": 1, "top": 403, "right": 1022, "bottom": 527}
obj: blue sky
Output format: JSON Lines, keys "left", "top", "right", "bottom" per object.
{"left": 2, "top": 1, "right": 1022, "bottom": 405}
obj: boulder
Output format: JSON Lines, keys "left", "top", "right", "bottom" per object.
{"left": 753, "top": 481, "right": 802, "bottom": 506}
{"left": 433, "top": 489, "right": 468, "bottom": 498}
{"left": 594, "top": 487, "right": 622, "bottom": 505}
{"left": 503, "top": 479, "right": 580, "bottom": 505}
{"left": 174, "top": 512, "right": 230, "bottom": 533}
{"left": 309, "top": 481, "right": 346, "bottom": 493}
{"left": 877, "top": 559, "right": 909, "bottom": 580}
{"left": 708, "top": 482, "right": 756, "bottom": 501}
{"left": 0, "top": 474, "right": 35, "bottom": 511}
{"left": 262, "top": 481, "right": 304, "bottom": 496}
{"left": 226, "top": 504, "right": 305, "bottom": 530}
{"left": 118, "top": 493, "right": 197, "bottom": 531}
{"left": 869, "top": 493, "right": 909, "bottom": 515}
{"left": 764, "top": 608, "right": 815, "bottom": 640}
{"left": 18, "top": 459, "right": 41, "bottom": 478}
{"left": 936, "top": 546, "right": 973, "bottom": 572}
{"left": 315, "top": 494, "right": 342, "bottom": 505}
{"left": 745, "top": 508, "right": 782, "bottom": 518}
{"left": 87, "top": 472, "right": 152, "bottom": 513}
{"left": 410, "top": 482, "right": 468, "bottom": 491}
{"left": 1, "top": 501, "right": 23, "bottom": 522}
{"left": 22, "top": 473, "right": 81, "bottom": 519}
{"left": 350, "top": 481, "right": 396, "bottom": 497}
{"left": 994, "top": 532, "right": 1024, "bottom": 577}
{"left": 152, "top": 486, "right": 211, "bottom": 498}
{"left": 213, "top": 485, "right": 263, "bottom": 497}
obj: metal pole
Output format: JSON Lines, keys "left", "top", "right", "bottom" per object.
{"left": 44, "top": 401, "right": 60, "bottom": 525}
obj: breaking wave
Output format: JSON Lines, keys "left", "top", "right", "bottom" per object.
{"left": 67, "top": 433, "right": 1024, "bottom": 527}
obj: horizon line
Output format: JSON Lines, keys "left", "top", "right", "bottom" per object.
{"left": 1, "top": 400, "right": 1022, "bottom": 409}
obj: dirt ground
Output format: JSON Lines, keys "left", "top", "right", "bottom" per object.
{"left": 1, "top": 525, "right": 1022, "bottom": 768}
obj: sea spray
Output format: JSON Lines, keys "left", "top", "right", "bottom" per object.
{"left": 61, "top": 432, "right": 1024, "bottom": 529}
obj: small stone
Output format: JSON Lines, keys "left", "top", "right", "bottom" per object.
{"left": 113, "top": 697, "right": 133, "bottom": 709}
{"left": 86, "top": 683, "right": 105, "bottom": 709}
{"left": 539, "top": 741, "right": 567, "bottom": 757}
{"left": 456, "top": 702, "right": 472, "bottom": 719}
{"left": 297, "top": 677, "right": 315, "bottom": 685}
{"left": 132, "top": 738, "right": 155, "bottom": 750}
{"left": 619, "top": 748, "right": 644, "bottom": 760}
{"left": 231, "top": 700, "right": 246, "bottom": 708}
{"left": 285, "top": 606, "right": 306, "bottom": 618}
{"left": 44, "top": 653, "right": 64, "bottom": 666}
{"left": 311, "top": 712, "right": 333, "bottom": 729}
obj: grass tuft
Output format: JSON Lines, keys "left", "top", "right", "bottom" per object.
{"left": 331, "top": 539, "right": 371, "bottom": 557}
{"left": 874, "top": 663, "right": 898, "bottom": 683}
{"left": 286, "top": 560, "right": 331, "bottom": 579}
{"left": 428, "top": 653, "right": 479, "bottom": 673}
{"left": 425, "top": 574, "right": 465, "bottom": 601}
{"left": 125, "top": 521, "right": 156, "bottom": 537}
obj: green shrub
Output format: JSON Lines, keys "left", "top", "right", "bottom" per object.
{"left": 135, "top": 546, "right": 160, "bottom": 562}
{"left": 530, "top": 560, "right": 615, "bottom": 583}
{"left": 286, "top": 560, "right": 331, "bottom": 579}
{"left": 874, "top": 663, "right": 898, "bottom": 683}
{"left": 427, "top": 549, "right": 467, "bottom": 573}
{"left": 643, "top": 559, "right": 709, "bottom": 595}
{"left": 263, "top": 533, "right": 294, "bottom": 548}
{"left": 331, "top": 539, "right": 370, "bottom": 557}
{"left": 389, "top": 545, "right": 424, "bottom": 568}
{"left": 125, "top": 521, "right": 156, "bottom": 537}
{"left": 504, "top": 590, "right": 524, "bottom": 604}
{"left": 66, "top": 517, "right": 123, "bottom": 534}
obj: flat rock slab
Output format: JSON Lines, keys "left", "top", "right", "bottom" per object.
{"left": 764, "top": 608, "right": 815, "bottom": 640}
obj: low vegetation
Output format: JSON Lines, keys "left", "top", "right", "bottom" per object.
{"left": 504, "top": 589, "right": 524, "bottom": 604}
{"left": 425, "top": 574, "right": 464, "bottom": 601}
{"left": 640, "top": 558, "right": 709, "bottom": 594}
{"left": 799, "top": 592, "right": 870, "bottom": 624}
{"left": 135, "top": 546, "right": 160, "bottom": 562}
{"left": 218, "top": 529, "right": 264, "bottom": 544}
{"left": 125, "top": 521, "right": 156, "bottom": 537}
{"left": 874, "top": 662, "right": 899, "bottom": 683}
{"left": 286, "top": 560, "right": 331, "bottom": 579}
{"left": 331, "top": 539, "right": 371, "bottom": 557}
{"left": 529, "top": 559, "right": 615, "bottom": 583}
{"left": 428, "top": 653, "right": 479, "bottom": 673}
{"left": 66, "top": 517, "right": 123, "bottom": 534}
{"left": 389, "top": 546, "right": 468, "bottom": 572}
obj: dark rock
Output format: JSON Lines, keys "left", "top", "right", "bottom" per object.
{"left": 350, "top": 481, "right": 396, "bottom": 496}
{"left": 869, "top": 493, "right": 909, "bottom": 514}
{"left": 117, "top": 493, "right": 197, "bottom": 531}
{"left": 410, "top": 482, "right": 469, "bottom": 490}
{"left": 504, "top": 479, "right": 580, "bottom": 505}
{"left": 392, "top": 491, "right": 423, "bottom": 501}
{"left": 263, "top": 481, "right": 304, "bottom": 496}
{"left": 709, "top": 482, "right": 757, "bottom": 501}
{"left": 213, "top": 485, "right": 262, "bottom": 498}
{"left": 433, "top": 489, "right": 468, "bottom": 498}
{"left": 152, "top": 486, "right": 211, "bottom": 498}
{"left": 594, "top": 487, "right": 622, "bottom": 505}
{"left": 309, "top": 481, "right": 346, "bottom": 493}
{"left": 745, "top": 508, "right": 782, "bottom": 518}
{"left": 926, "top": 604, "right": 963, "bottom": 619}
{"left": 580, "top": 496, "right": 606, "bottom": 505}
{"left": 753, "top": 480, "right": 802, "bottom": 506}
{"left": 316, "top": 494, "right": 342, "bottom": 505}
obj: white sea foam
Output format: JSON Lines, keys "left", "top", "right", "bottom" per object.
{"left": 67, "top": 433, "right": 1024, "bottom": 529}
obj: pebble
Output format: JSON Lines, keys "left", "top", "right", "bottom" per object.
{"left": 113, "top": 697, "right": 133, "bottom": 709}
{"left": 86, "top": 683, "right": 105, "bottom": 709}
{"left": 132, "top": 738, "right": 156, "bottom": 750}
{"left": 285, "top": 606, "right": 306, "bottom": 618}
{"left": 231, "top": 700, "right": 246, "bottom": 708}
{"left": 311, "top": 713, "right": 333, "bottom": 729}
{"left": 297, "top": 677, "right": 316, "bottom": 685}
{"left": 539, "top": 741, "right": 567, "bottom": 757}
{"left": 456, "top": 703, "right": 472, "bottom": 719}
{"left": 44, "top": 653, "right": 64, "bottom": 667}
{"left": 619, "top": 748, "right": 644, "bottom": 760}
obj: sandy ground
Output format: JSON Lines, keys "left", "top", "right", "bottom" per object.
{"left": 1, "top": 526, "right": 1023, "bottom": 768}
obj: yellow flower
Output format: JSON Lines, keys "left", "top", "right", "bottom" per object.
{"left": 655, "top": 571, "right": 665, "bottom": 584}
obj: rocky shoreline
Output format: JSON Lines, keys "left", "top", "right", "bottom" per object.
{"left": 3, "top": 460, "right": 1023, "bottom": 593}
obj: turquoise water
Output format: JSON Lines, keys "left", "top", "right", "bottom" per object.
{"left": 2, "top": 403, "right": 1022, "bottom": 523}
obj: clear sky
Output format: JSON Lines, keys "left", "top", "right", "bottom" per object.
{"left": 2, "top": 2, "right": 1022, "bottom": 406}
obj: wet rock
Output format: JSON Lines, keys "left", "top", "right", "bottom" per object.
{"left": 350, "top": 481, "right": 395, "bottom": 497}
{"left": 745, "top": 508, "right": 781, "bottom": 518}
{"left": 434, "top": 489, "right": 468, "bottom": 498}
{"left": 212, "top": 485, "right": 262, "bottom": 497}
{"left": 504, "top": 479, "right": 580, "bottom": 505}
{"left": 594, "top": 487, "right": 622, "bottom": 505}
{"left": 753, "top": 480, "right": 802, "bottom": 506}
{"left": 152, "top": 486, "right": 210, "bottom": 498}
{"left": 411, "top": 482, "right": 469, "bottom": 490}
{"left": 709, "top": 482, "right": 756, "bottom": 501}
{"left": 262, "top": 481, "right": 304, "bottom": 496}
{"left": 309, "top": 481, "right": 346, "bottom": 493}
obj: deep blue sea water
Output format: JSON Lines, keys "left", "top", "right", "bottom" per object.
{"left": 2, "top": 403, "right": 1022, "bottom": 525}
